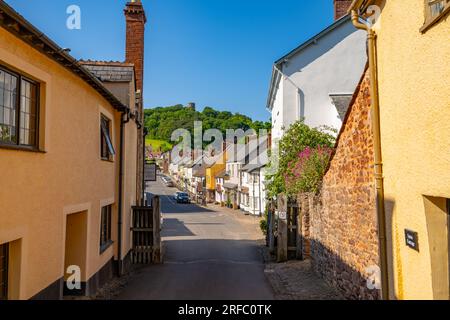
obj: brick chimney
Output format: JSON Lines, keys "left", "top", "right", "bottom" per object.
{"left": 334, "top": 0, "right": 352, "bottom": 20}
{"left": 124, "top": 0, "right": 147, "bottom": 204}
{"left": 124, "top": 0, "right": 146, "bottom": 95}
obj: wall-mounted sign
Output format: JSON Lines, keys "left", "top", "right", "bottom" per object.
{"left": 144, "top": 163, "right": 157, "bottom": 182}
{"left": 278, "top": 211, "right": 287, "bottom": 220}
{"left": 405, "top": 229, "right": 419, "bottom": 252}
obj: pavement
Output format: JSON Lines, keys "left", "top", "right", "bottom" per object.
{"left": 263, "top": 258, "right": 343, "bottom": 300}
{"left": 115, "top": 175, "right": 274, "bottom": 300}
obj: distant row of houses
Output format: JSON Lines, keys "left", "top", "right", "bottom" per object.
{"left": 166, "top": 137, "right": 270, "bottom": 216}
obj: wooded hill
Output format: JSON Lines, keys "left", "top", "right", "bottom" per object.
{"left": 144, "top": 105, "right": 271, "bottom": 151}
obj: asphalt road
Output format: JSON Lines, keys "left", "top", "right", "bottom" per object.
{"left": 116, "top": 175, "right": 274, "bottom": 300}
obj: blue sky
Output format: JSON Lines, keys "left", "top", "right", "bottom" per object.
{"left": 6, "top": 0, "right": 334, "bottom": 121}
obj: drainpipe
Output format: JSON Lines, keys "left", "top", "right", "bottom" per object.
{"left": 143, "top": 127, "right": 148, "bottom": 205}
{"left": 350, "top": 9, "right": 389, "bottom": 300}
{"left": 118, "top": 110, "right": 130, "bottom": 277}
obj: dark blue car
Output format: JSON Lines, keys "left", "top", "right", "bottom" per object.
{"left": 176, "top": 192, "right": 190, "bottom": 204}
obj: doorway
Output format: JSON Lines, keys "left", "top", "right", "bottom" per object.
{"left": 64, "top": 211, "right": 88, "bottom": 296}
{"left": 424, "top": 196, "right": 450, "bottom": 299}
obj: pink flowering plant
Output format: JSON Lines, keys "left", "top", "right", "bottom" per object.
{"left": 285, "top": 146, "right": 333, "bottom": 194}
{"left": 265, "top": 120, "right": 336, "bottom": 198}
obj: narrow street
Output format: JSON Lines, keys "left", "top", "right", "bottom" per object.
{"left": 116, "top": 176, "right": 274, "bottom": 300}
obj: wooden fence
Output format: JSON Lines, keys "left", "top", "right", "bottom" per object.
{"left": 131, "top": 196, "right": 162, "bottom": 264}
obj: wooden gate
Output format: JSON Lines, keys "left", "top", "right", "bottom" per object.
{"left": 287, "top": 199, "right": 301, "bottom": 260}
{"left": 131, "top": 196, "right": 161, "bottom": 264}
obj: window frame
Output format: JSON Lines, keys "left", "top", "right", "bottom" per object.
{"left": 100, "top": 114, "right": 115, "bottom": 161}
{"left": 99, "top": 205, "right": 113, "bottom": 254}
{"left": 0, "top": 243, "right": 9, "bottom": 301}
{"left": 0, "top": 65, "right": 40, "bottom": 151}
{"left": 421, "top": 0, "right": 450, "bottom": 33}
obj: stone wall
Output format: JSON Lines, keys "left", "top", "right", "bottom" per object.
{"left": 307, "top": 68, "right": 381, "bottom": 300}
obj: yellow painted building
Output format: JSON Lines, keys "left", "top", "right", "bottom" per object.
{"left": 206, "top": 163, "right": 226, "bottom": 203}
{"left": 350, "top": 0, "right": 450, "bottom": 300}
{"left": 0, "top": 2, "right": 142, "bottom": 299}
{"left": 205, "top": 147, "right": 228, "bottom": 202}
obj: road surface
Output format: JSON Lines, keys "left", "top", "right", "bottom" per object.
{"left": 116, "top": 175, "right": 274, "bottom": 300}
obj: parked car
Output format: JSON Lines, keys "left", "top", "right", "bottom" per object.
{"left": 161, "top": 176, "right": 174, "bottom": 187}
{"left": 176, "top": 192, "right": 191, "bottom": 204}
{"left": 173, "top": 191, "right": 182, "bottom": 200}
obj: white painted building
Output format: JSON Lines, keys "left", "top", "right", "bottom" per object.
{"left": 240, "top": 165, "right": 267, "bottom": 216}
{"left": 238, "top": 138, "right": 269, "bottom": 216}
{"left": 267, "top": 15, "right": 367, "bottom": 147}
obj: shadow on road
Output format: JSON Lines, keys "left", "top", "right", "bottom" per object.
{"left": 162, "top": 218, "right": 196, "bottom": 237}
{"left": 160, "top": 198, "right": 216, "bottom": 214}
{"left": 117, "top": 239, "right": 273, "bottom": 300}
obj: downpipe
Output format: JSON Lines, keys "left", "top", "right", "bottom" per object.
{"left": 351, "top": 10, "right": 389, "bottom": 300}
{"left": 118, "top": 110, "right": 130, "bottom": 277}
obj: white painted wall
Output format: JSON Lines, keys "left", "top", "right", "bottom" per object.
{"left": 270, "top": 19, "right": 366, "bottom": 139}
{"left": 271, "top": 78, "right": 284, "bottom": 147}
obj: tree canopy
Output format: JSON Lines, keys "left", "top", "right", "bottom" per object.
{"left": 144, "top": 104, "right": 271, "bottom": 146}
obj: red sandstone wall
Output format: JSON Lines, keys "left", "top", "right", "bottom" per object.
{"left": 310, "top": 69, "right": 380, "bottom": 300}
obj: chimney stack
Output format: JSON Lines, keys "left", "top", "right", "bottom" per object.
{"left": 334, "top": 0, "right": 352, "bottom": 20}
{"left": 124, "top": 0, "right": 146, "bottom": 96}
{"left": 124, "top": 0, "right": 147, "bottom": 204}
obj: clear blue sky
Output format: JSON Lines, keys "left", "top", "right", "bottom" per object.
{"left": 6, "top": 0, "right": 334, "bottom": 121}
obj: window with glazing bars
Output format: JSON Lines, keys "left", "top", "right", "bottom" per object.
{"left": 0, "top": 66, "right": 39, "bottom": 148}
{"left": 0, "top": 243, "right": 8, "bottom": 301}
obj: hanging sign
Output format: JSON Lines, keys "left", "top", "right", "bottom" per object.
{"left": 144, "top": 163, "right": 157, "bottom": 182}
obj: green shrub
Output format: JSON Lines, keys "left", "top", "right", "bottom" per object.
{"left": 266, "top": 120, "right": 335, "bottom": 197}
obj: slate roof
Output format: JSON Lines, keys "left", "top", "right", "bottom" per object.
{"left": 223, "top": 183, "right": 238, "bottom": 189}
{"left": 330, "top": 94, "right": 353, "bottom": 121}
{"left": 241, "top": 163, "right": 266, "bottom": 173}
{"left": 216, "top": 170, "right": 228, "bottom": 179}
{"left": 80, "top": 61, "right": 135, "bottom": 83}
{"left": 241, "top": 138, "right": 268, "bottom": 172}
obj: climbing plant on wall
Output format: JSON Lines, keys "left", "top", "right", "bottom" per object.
{"left": 266, "top": 120, "right": 336, "bottom": 198}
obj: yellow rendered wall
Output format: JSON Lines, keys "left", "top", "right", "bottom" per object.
{"left": 373, "top": 0, "right": 450, "bottom": 300}
{"left": 206, "top": 164, "right": 226, "bottom": 190}
{"left": 0, "top": 26, "right": 137, "bottom": 299}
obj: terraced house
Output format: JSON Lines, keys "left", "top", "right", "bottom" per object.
{"left": 0, "top": 1, "right": 146, "bottom": 300}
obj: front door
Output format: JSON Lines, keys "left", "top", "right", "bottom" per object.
{"left": 0, "top": 243, "right": 8, "bottom": 300}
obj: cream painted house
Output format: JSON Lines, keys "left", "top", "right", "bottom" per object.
{"left": 0, "top": 1, "right": 145, "bottom": 300}
{"left": 350, "top": 0, "right": 450, "bottom": 300}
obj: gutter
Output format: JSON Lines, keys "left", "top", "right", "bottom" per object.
{"left": 349, "top": 6, "right": 389, "bottom": 300}
{"left": 117, "top": 111, "right": 131, "bottom": 276}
